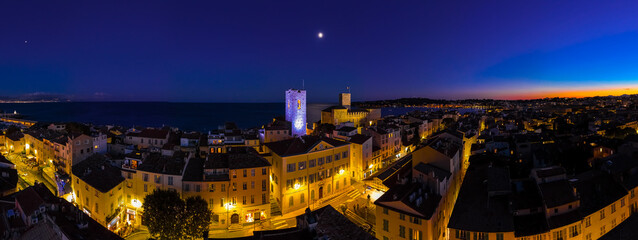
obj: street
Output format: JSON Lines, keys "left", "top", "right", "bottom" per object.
{"left": 3, "top": 152, "right": 57, "bottom": 195}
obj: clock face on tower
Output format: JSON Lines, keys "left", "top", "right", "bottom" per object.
{"left": 294, "top": 118, "right": 304, "bottom": 132}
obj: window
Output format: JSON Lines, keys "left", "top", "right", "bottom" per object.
{"left": 287, "top": 163, "right": 296, "bottom": 172}
{"left": 342, "top": 151, "right": 348, "bottom": 158}
{"left": 569, "top": 225, "right": 581, "bottom": 237}
{"left": 251, "top": 181, "right": 255, "bottom": 189}
{"left": 383, "top": 219, "right": 389, "bottom": 231}
{"left": 251, "top": 169, "right": 255, "bottom": 176}
{"left": 621, "top": 198, "right": 626, "bottom": 207}
{"left": 289, "top": 196, "right": 294, "bottom": 207}
{"left": 334, "top": 153, "right": 340, "bottom": 161}
{"left": 184, "top": 184, "right": 190, "bottom": 192}
{"left": 168, "top": 176, "right": 173, "bottom": 186}
{"left": 262, "top": 193, "right": 267, "bottom": 204}
{"left": 309, "top": 159, "right": 316, "bottom": 168}
{"left": 251, "top": 195, "right": 255, "bottom": 204}
{"left": 232, "top": 170, "right": 237, "bottom": 178}
{"left": 232, "top": 183, "right": 236, "bottom": 191}
{"left": 299, "top": 161, "right": 306, "bottom": 170}
{"left": 95, "top": 203, "right": 99, "bottom": 214}
{"left": 300, "top": 193, "right": 305, "bottom": 203}
{"left": 221, "top": 184, "right": 226, "bottom": 192}
{"left": 196, "top": 184, "right": 201, "bottom": 192}
{"left": 326, "top": 155, "right": 332, "bottom": 163}
{"left": 209, "top": 199, "right": 214, "bottom": 209}
{"left": 209, "top": 184, "right": 215, "bottom": 192}
{"left": 262, "top": 180, "right": 267, "bottom": 191}
{"left": 601, "top": 209, "right": 606, "bottom": 220}
{"left": 496, "top": 233, "right": 503, "bottom": 240}
{"left": 318, "top": 158, "right": 324, "bottom": 165}
{"left": 220, "top": 198, "right": 225, "bottom": 207}
{"left": 262, "top": 168, "right": 267, "bottom": 175}
{"left": 600, "top": 225, "right": 606, "bottom": 236}
{"left": 243, "top": 169, "right": 247, "bottom": 177}
{"left": 383, "top": 207, "right": 388, "bottom": 215}
{"left": 585, "top": 216, "right": 591, "bottom": 227}
{"left": 410, "top": 216, "right": 421, "bottom": 225}
{"left": 143, "top": 174, "right": 148, "bottom": 182}
{"left": 399, "top": 225, "right": 405, "bottom": 238}
{"left": 400, "top": 213, "right": 405, "bottom": 220}
{"left": 553, "top": 229, "right": 566, "bottom": 240}
{"left": 243, "top": 196, "right": 246, "bottom": 205}
{"left": 611, "top": 203, "right": 616, "bottom": 213}
{"left": 144, "top": 184, "right": 148, "bottom": 192}
{"left": 243, "top": 182, "right": 247, "bottom": 190}
{"left": 154, "top": 175, "right": 162, "bottom": 184}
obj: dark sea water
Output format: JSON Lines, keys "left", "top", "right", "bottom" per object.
{"left": 0, "top": 102, "right": 479, "bottom": 132}
{"left": 0, "top": 102, "right": 478, "bottom": 132}
{"left": 0, "top": 102, "right": 331, "bottom": 132}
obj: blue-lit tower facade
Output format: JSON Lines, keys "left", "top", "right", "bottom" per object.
{"left": 285, "top": 89, "right": 306, "bottom": 137}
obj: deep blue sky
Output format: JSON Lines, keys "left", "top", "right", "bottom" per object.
{"left": 2, "top": 1, "right": 638, "bottom": 102}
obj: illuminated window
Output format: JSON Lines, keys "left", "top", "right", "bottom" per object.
{"left": 297, "top": 100, "right": 301, "bottom": 109}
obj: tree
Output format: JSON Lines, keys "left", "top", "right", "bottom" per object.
{"left": 183, "top": 196, "right": 212, "bottom": 240}
{"left": 442, "top": 117, "right": 456, "bottom": 129}
{"left": 4, "top": 125, "right": 20, "bottom": 136}
{"left": 142, "top": 189, "right": 186, "bottom": 240}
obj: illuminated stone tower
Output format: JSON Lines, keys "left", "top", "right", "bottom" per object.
{"left": 285, "top": 89, "right": 306, "bottom": 136}
{"left": 339, "top": 93, "right": 351, "bottom": 109}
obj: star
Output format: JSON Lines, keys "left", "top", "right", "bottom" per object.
{"left": 318, "top": 32, "right": 323, "bottom": 39}
{"left": 24, "top": 40, "right": 28, "bottom": 44}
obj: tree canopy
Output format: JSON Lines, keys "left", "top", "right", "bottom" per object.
{"left": 142, "top": 189, "right": 212, "bottom": 240}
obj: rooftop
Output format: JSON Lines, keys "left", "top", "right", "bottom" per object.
{"left": 375, "top": 181, "right": 442, "bottom": 220}
{"left": 205, "top": 147, "right": 271, "bottom": 170}
{"left": 537, "top": 180, "right": 578, "bottom": 208}
{"left": 265, "top": 136, "right": 349, "bottom": 157}
{"left": 448, "top": 160, "right": 515, "bottom": 232}
{"left": 71, "top": 154, "right": 124, "bottom": 193}
{"left": 348, "top": 134, "right": 371, "bottom": 145}
{"left": 136, "top": 153, "right": 186, "bottom": 175}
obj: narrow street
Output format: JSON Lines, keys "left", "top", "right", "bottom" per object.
{"left": 3, "top": 152, "right": 57, "bottom": 195}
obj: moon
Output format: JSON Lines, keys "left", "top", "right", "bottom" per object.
{"left": 318, "top": 32, "right": 323, "bottom": 39}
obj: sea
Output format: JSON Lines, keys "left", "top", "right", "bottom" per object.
{"left": 0, "top": 102, "right": 481, "bottom": 132}
{"left": 0, "top": 102, "right": 447, "bottom": 132}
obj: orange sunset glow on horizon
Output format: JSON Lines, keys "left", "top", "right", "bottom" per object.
{"left": 489, "top": 85, "right": 638, "bottom": 100}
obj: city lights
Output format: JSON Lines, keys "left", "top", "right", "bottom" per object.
{"left": 131, "top": 199, "right": 142, "bottom": 208}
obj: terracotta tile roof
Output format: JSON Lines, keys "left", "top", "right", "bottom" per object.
{"left": 265, "top": 136, "right": 349, "bottom": 157}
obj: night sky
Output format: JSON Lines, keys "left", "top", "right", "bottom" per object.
{"left": 2, "top": 1, "right": 638, "bottom": 102}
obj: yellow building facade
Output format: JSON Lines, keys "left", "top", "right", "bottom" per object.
{"left": 71, "top": 155, "right": 125, "bottom": 230}
{"left": 265, "top": 136, "right": 352, "bottom": 214}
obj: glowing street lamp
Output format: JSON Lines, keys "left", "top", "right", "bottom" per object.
{"left": 131, "top": 199, "right": 142, "bottom": 208}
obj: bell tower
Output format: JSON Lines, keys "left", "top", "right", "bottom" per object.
{"left": 285, "top": 89, "right": 306, "bottom": 136}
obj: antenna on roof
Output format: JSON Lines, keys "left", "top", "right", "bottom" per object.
{"left": 347, "top": 86, "right": 350, "bottom": 93}
{"left": 302, "top": 79, "right": 305, "bottom": 90}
